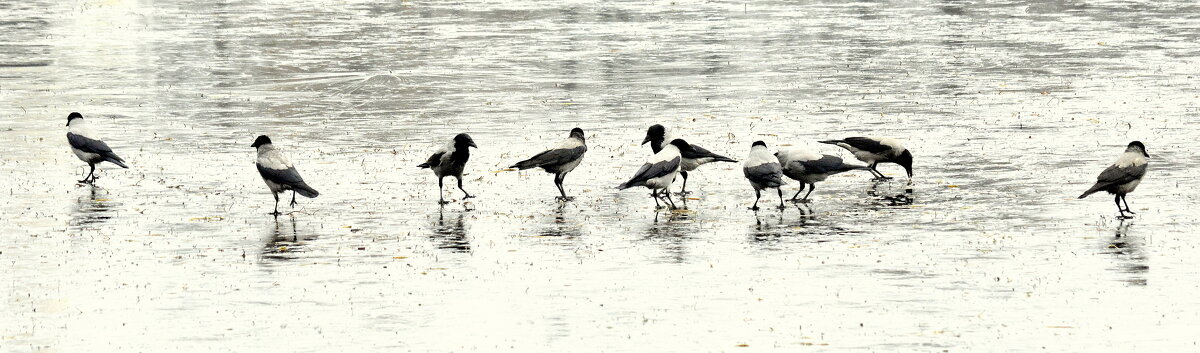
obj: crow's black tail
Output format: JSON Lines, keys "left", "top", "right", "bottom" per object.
{"left": 616, "top": 180, "right": 639, "bottom": 190}
{"left": 103, "top": 153, "right": 129, "bottom": 168}
{"left": 1078, "top": 183, "right": 1107, "bottom": 199}
{"left": 293, "top": 183, "right": 320, "bottom": 198}
{"left": 840, "top": 164, "right": 869, "bottom": 172}
{"left": 711, "top": 155, "right": 737, "bottom": 163}
{"left": 510, "top": 159, "right": 539, "bottom": 170}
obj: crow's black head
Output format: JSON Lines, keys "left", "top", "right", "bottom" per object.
{"left": 896, "top": 149, "right": 914, "bottom": 178}
{"left": 66, "top": 112, "right": 83, "bottom": 126}
{"left": 668, "top": 138, "right": 692, "bottom": 152}
{"left": 642, "top": 124, "right": 666, "bottom": 145}
{"left": 251, "top": 135, "right": 272, "bottom": 148}
{"left": 1127, "top": 141, "right": 1149, "bottom": 158}
{"left": 454, "top": 133, "right": 477, "bottom": 148}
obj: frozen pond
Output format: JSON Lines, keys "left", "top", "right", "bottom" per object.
{"left": 3, "top": 0, "right": 1200, "bottom": 351}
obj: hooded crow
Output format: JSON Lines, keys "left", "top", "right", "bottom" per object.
{"left": 743, "top": 141, "right": 786, "bottom": 210}
{"left": 66, "top": 112, "right": 129, "bottom": 183}
{"left": 642, "top": 124, "right": 736, "bottom": 194}
{"left": 418, "top": 133, "right": 477, "bottom": 204}
{"left": 618, "top": 139, "right": 688, "bottom": 209}
{"left": 775, "top": 147, "right": 868, "bottom": 202}
{"left": 1079, "top": 141, "right": 1149, "bottom": 219}
{"left": 510, "top": 128, "right": 588, "bottom": 201}
{"left": 251, "top": 135, "right": 319, "bottom": 216}
{"left": 819, "top": 137, "right": 912, "bottom": 180}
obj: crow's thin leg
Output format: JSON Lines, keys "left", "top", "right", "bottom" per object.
{"left": 751, "top": 189, "right": 761, "bottom": 210}
{"left": 83, "top": 164, "right": 96, "bottom": 183}
{"left": 555, "top": 173, "right": 570, "bottom": 201}
{"left": 791, "top": 183, "right": 806, "bottom": 201}
{"left": 870, "top": 163, "right": 892, "bottom": 180}
{"left": 1122, "top": 195, "right": 1136, "bottom": 214}
{"left": 776, "top": 188, "right": 785, "bottom": 209}
{"left": 272, "top": 193, "right": 281, "bottom": 216}
{"left": 438, "top": 176, "right": 448, "bottom": 204}
{"left": 802, "top": 183, "right": 816, "bottom": 201}
{"left": 871, "top": 163, "right": 891, "bottom": 180}
{"left": 677, "top": 171, "right": 690, "bottom": 195}
{"left": 664, "top": 191, "right": 677, "bottom": 209}
{"left": 79, "top": 164, "right": 92, "bottom": 183}
{"left": 457, "top": 176, "right": 474, "bottom": 199}
{"left": 290, "top": 190, "right": 297, "bottom": 207}
{"left": 1114, "top": 194, "right": 1127, "bottom": 218}
{"left": 652, "top": 188, "right": 662, "bottom": 208}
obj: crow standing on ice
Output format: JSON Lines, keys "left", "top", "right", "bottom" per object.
{"left": 419, "top": 133, "right": 478, "bottom": 204}
{"left": 66, "top": 112, "right": 129, "bottom": 184}
{"left": 775, "top": 147, "right": 868, "bottom": 202}
{"left": 252, "top": 135, "right": 319, "bottom": 216}
{"left": 618, "top": 139, "right": 689, "bottom": 209}
{"left": 510, "top": 128, "right": 588, "bottom": 201}
{"left": 642, "top": 124, "right": 736, "bottom": 195}
{"left": 819, "top": 137, "right": 912, "bottom": 180}
{"left": 742, "top": 141, "right": 786, "bottom": 210}
{"left": 1079, "top": 141, "right": 1149, "bottom": 219}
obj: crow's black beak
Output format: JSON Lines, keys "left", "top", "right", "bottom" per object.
{"left": 641, "top": 136, "right": 651, "bottom": 145}
{"left": 468, "top": 141, "right": 478, "bottom": 148}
